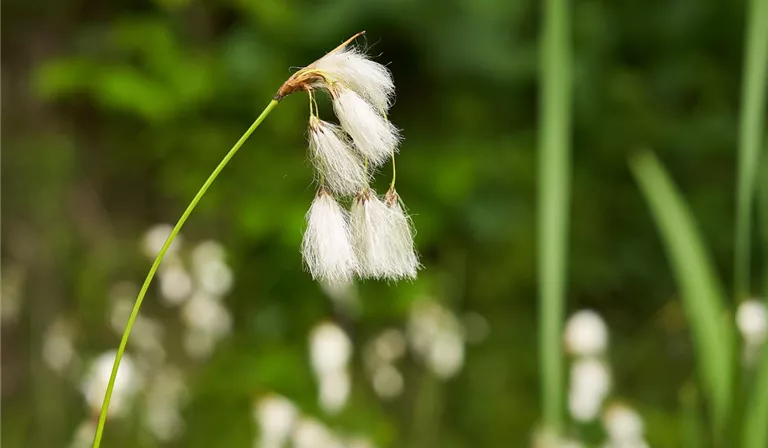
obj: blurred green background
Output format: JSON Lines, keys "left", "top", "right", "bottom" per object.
{"left": 1, "top": 0, "right": 763, "bottom": 447}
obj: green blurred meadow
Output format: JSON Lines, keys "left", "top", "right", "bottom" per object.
{"left": 2, "top": 0, "right": 767, "bottom": 447}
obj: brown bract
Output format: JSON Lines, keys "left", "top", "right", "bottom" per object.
{"left": 273, "top": 31, "right": 366, "bottom": 101}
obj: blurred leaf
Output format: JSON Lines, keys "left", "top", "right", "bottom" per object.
{"left": 744, "top": 347, "right": 768, "bottom": 448}
{"left": 630, "top": 151, "right": 733, "bottom": 433}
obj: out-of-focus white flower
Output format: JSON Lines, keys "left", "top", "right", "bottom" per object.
{"left": 332, "top": 86, "right": 400, "bottom": 167}
{"left": 69, "top": 420, "right": 97, "bottom": 448}
{"left": 183, "top": 327, "right": 217, "bottom": 360}
{"left": 373, "top": 329, "right": 407, "bottom": 364}
{"left": 291, "top": 418, "right": 338, "bottom": 448}
{"left": 310, "top": 322, "right": 352, "bottom": 377}
{"left": 142, "top": 224, "right": 182, "bottom": 259}
{"left": 345, "top": 435, "right": 377, "bottom": 448}
{"left": 371, "top": 364, "right": 404, "bottom": 399}
{"left": 308, "top": 117, "right": 368, "bottom": 196}
{"left": 602, "top": 403, "right": 646, "bottom": 446}
{"left": 568, "top": 358, "right": 611, "bottom": 422}
{"left": 81, "top": 351, "right": 143, "bottom": 418}
{"left": 532, "top": 427, "right": 584, "bottom": 448}
{"left": 181, "top": 293, "right": 233, "bottom": 337}
{"left": 43, "top": 318, "right": 77, "bottom": 375}
{"left": 196, "top": 257, "right": 234, "bottom": 297}
{"left": 407, "top": 300, "right": 466, "bottom": 379}
{"left": 144, "top": 365, "right": 188, "bottom": 440}
{"left": 426, "top": 331, "right": 465, "bottom": 379}
{"left": 159, "top": 263, "right": 193, "bottom": 305}
{"left": 1, "top": 263, "right": 25, "bottom": 323}
{"left": 254, "top": 394, "right": 298, "bottom": 448}
{"left": 302, "top": 189, "right": 358, "bottom": 285}
{"left": 192, "top": 240, "right": 226, "bottom": 269}
{"left": 564, "top": 310, "right": 608, "bottom": 357}
{"left": 319, "top": 370, "right": 351, "bottom": 414}
{"left": 736, "top": 299, "right": 767, "bottom": 347}
{"left": 313, "top": 46, "right": 395, "bottom": 113}
{"left": 130, "top": 316, "right": 166, "bottom": 365}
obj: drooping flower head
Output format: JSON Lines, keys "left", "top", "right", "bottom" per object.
{"left": 308, "top": 116, "right": 368, "bottom": 196}
{"left": 277, "top": 32, "right": 419, "bottom": 283}
{"left": 301, "top": 188, "right": 358, "bottom": 285}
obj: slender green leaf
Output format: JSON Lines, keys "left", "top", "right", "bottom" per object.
{"left": 734, "top": 0, "right": 768, "bottom": 302}
{"left": 631, "top": 152, "right": 734, "bottom": 433}
{"left": 538, "top": 0, "right": 572, "bottom": 433}
{"left": 744, "top": 345, "right": 768, "bottom": 448}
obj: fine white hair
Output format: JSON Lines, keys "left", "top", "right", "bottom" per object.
{"left": 351, "top": 189, "right": 419, "bottom": 281}
{"left": 314, "top": 46, "right": 395, "bottom": 112}
{"left": 301, "top": 189, "right": 358, "bottom": 284}
{"left": 332, "top": 86, "right": 400, "bottom": 167}
{"left": 308, "top": 117, "right": 368, "bottom": 196}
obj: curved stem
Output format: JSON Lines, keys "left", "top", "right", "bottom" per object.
{"left": 389, "top": 151, "right": 397, "bottom": 191}
{"left": 91, "top": 99, "right": 279, "bottom": 448}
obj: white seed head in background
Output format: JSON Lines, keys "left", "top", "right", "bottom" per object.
{"left": 308, "top": 117, "right": 368, "bottom": 196}
{"left": 254, "top": 394, "right": 298, "bottom": 448}
{"left": 302, "top": 189, "right": 358, "bottom": 285}
{"left": 736, "top": 299, "right": 767, "bottom": 347}
{"left": 602, "top": 403, "right": 646, "bottom": 446}
{"left": 43, "top": 318, "right": 77, "bottom": 375}
{"left": 568, "top": 357, "right": 612, "bottom": 422}
{"left": 318, "top": 370, "right": 351, "bottom": 414}
{"left": 81, "top": 351, "right": 143, "bottom": 418}
{"left": 159, "top": 262, "right": 193, "bottom": 306}
{"left": 407, "top": 300, "right": 466, "bottom": 379}
{"left": 69, "top": 420, "right": 97, "bottom": 448}
{"left": 371, "top": 363, "right": 404, "bottom": 399}
{"left": 310, "top": 321, "right": 352, "bottom": 377}
{"left": 181, "top": 292, "right": 233, "bottom": 338}
{"left": 564, "top": 309, "right": 609, "bottom": 357}
{"left": 142, "top": 223, "right": 182, "bottom": 259}
{"left": 332, "top": 86, "right": 400, "bottom": 167}
{"left": 291, "top": 418, "right": 338, "bottom": 448}
{"left": 313, "top": 46, "right": 395, "bottom": 112}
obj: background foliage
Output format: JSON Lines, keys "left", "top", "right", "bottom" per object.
{"left": 1, "top": 0, "right": 763, "bottom": 446}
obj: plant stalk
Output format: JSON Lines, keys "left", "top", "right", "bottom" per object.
{"left": 91, "top": 99, "right": 279, "bottom": 448}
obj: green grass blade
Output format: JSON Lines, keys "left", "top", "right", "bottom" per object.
{"left": 734, "top": 0, "right": 768, "bottom": 302}
{"left": 631, "top": 152, "right": 734, "bottom": 433}
{"left": 538, "top": 0, "right": 572, "bottom": 433}
{"left": 744, "top": 345, "right": 768, "bottom": 448}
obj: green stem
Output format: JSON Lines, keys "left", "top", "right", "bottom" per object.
{"left": 538, "top": 0, "right": 572, "bottom": 434}
{"left": 91, "top": 99, "right": 279, "bottom": 448}
{"left": 734, "top": 0, "right": 768, "bottom": 303}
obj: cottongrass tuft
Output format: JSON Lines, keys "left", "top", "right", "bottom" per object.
{"left": 332, "top": 86, "right": 400, "bottom": 167}
{"left": 308, "top": 116, "right": 367, "bottom": 196}
{"left": 301, "top": 188, "right": 358, "bottom": 285}
{"left": 351, "top": 189, "right": 419, "bottom": 281}
{"left": 313, "top": 46, "right": 395, "bottom": 112}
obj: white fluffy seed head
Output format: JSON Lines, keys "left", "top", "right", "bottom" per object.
{"left": 383, "top": 190, "right": 420, "bottom": 279}
{"left": 564, "top": 309, "right": 609, "bottom": 357}
{"left": 314, "top": 47, "right": 395, "bottom": 112}
{"left": 736, "top": 299, "right": 767, "bottom": 346}
{"left": 308, "top": 117, "right": 368, "bottom": 196}
{"left": 350, "top": 189, "right": 420, "bottom": 281}
{"left": 332, "top": 86, "right": 400, "bottom": 167}
{"left": 301, "top": 189, "right": 358, "bottom": 285}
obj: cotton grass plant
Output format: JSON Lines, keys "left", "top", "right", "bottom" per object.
{"left": 92, "top": 32, "right": 419, "bottom": 447}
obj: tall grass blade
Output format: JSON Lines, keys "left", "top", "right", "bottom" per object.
{"left": 734, "top": 0, "right": 768, "bottom": 302}
{"left": 538, "top": 0, "right": 572, "bottom": 433}
{"left": 631, "top": 152, "right": 734, "bottom": 434}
